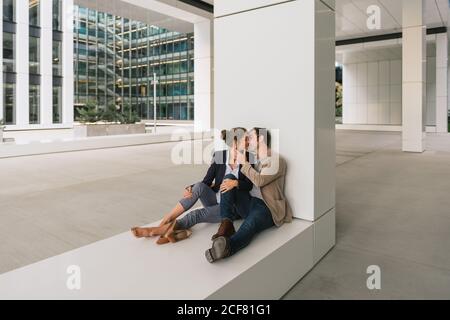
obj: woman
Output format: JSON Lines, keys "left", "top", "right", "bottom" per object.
{"left": 131, "top": 127, "right": 251, "bottom": 244}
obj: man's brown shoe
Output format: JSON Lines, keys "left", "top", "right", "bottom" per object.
{"left": 211, "top": 219, "right": 235, "bottom": 241}
{"left": 205, "top": 236, "right": 231, "bottom": 263}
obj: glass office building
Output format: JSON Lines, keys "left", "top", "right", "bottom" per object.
{"left": 73, "top": 5, "right": 195, "bottom": 121}
{"left": 1, "top": 0, "right": 67, "bottom": 128}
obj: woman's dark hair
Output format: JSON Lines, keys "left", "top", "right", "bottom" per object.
{"left": 221, "top": 127, "right": 247, "bottom": 148}
{"left": 251, "top": 127, "right": 271, "bottom": 148}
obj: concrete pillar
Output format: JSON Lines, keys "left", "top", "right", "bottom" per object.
{"left": 0, "top": 2, "right": 3, "bottom": 121}
{"left": 40, "top": 0, "right": 53, "bottom": 126}
{"left": 436, "top": 33, "right": 448, "bottom": 133}
{"left": 448, "top": 11, "right": 450, "bottom": 129}
{"left": 62, "top": 0, "right": 74, "bottom": 126}
{"left": 215, "top": 0, "right": 336, "bottom": 285}
{"left": 402, "top": 0, "right": 426, "bottom": 152}
{"left": 194, "top": 20, "right": 213, "bottom": 132}
{"left": 16, "top": 0, "right": 30, "bottom": 127}
{"left": 215, "top": 0, "right": 336, "bottom": 223}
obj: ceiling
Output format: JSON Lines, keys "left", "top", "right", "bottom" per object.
{"left": 332, "top": 0, "right": 446, "bottom": 64}
{"left": 73, "top": 1, "right": 449, "bottom": 41}
{"left": 335, "top": 0, "right": 448, "bottom": 40}
{"left": 75, "top": 0, "right": 197, "bottom": 33}
{"left": 203, "top": 0, "right": 448, "bottom": 40}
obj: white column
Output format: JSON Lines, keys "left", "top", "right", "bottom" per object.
{"left": 62, "top": 0, "right": 74, "bottom": 126}
{"left": 194, "top": 19, "right": 213, "bottom": 132}
{"left": 0, "top": 3, "right": 3, "bottom": 121}
{"left": 215, "top": 0, "right": 336, "bottom": 288}
{"left": 40, "top": 0, "right": 53, "bottom": 126}
{"left": 436, "top": 33, "right": 448, "bottom": 133}
{"left": 215, "top": 0, "right": 336, "bottom": 222}
{"left": 16, "top": 0, "right": 30, "bottom": 127}
{"left": 402, "top": 0, "right": 426, "bottom": 152}
{"left": 448, "top": 12, "right": 450, "bottom": 128}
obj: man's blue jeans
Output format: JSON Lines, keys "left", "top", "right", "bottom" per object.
{"left": 220, "top": 175, "right": 275, "bottom": 255}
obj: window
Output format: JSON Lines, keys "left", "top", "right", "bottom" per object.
{"left": 180, "top": 103, "right": 188, "bottom": 120}
{"left": 78, "top": 81, "right": 87, "bottom": 95}
{"left": 79, "top": 21, "right": 87, "bottom": 35}
{"left": 173, "top": 103, "right": 180, "bottom": 120}
{"left": 180, "top": 60, "right": 188, "bottom": 73}
{"left": 73, "top": 5, "right": 196, "bottom": 121}
{"left": 3, "top": 0, "right": 15, "bottom": 22}
{"left": 52, "top": 0, "right": 62, "bottom": 31}
{"left": 29, "top": 85, "right": 40, "bottom": 124}
{"left": 29, "top": 36, "right": 40, "bottom": 74}
{"left": 53, "top": 41, "right": 62, "bottom": 76}
{"left": 3, "top": 83, "right": 15, "bottom": 125}
{"left": 188, "top": 99, "right": 194, "bottom": 121}
{"left": 3, "top": 32, "right": 15, "bottom": 72}
{"left": 180, "top": 82, "right": 187, "bottom": 95}
{"left": 78, "top": 61, "right": 87, "bottom": 76}
{"left": 53, "top": 86, "right": 62, "bottom": 123}
{"left": 29, "top": 0, "right": 40, "bottom": 27}
{"left": 88, "top": 63, "right": 96, "bottom": 77}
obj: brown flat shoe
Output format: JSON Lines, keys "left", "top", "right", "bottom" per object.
{"left": 155, "top": 220, "right": 177, "bottom": 245}
{"left": 166, "top": 229, "right": 193, "bottom": 243}
{"left": 156, "top": 236, "right": 170, "bottom": 245}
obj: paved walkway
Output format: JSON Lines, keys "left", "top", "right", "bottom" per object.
{"left": 1, "top": 130, "right": 450, "bottom": 299}
{"left": 285, "top": 131, "right": 450, "bottom": 299}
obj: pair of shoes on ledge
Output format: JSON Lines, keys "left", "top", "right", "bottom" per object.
{"left": 131, "top": 221, "right": 193, "bottom": 245}
{"left": 157, "top": 228, "right": 193, "bottom": 245}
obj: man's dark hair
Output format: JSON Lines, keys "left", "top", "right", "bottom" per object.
{"left": 251, "top": 127, "right": 271, "bottom": 149}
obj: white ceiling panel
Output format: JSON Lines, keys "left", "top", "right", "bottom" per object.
{"left": 208, "top": 0, "right": 446, "bottom": 40}
{"left": 335, "top": 0, "right": 448, "bottom": 40}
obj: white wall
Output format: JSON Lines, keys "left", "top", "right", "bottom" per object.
{"left": 0, "top": 3, "right": 3, "bottom": 121}
{"left": 426, "top": 57, "right": 436, "bottom": 126}
{"left": 343, "top": 55, "right": 439, "bottom": 127}
{"left": 343, "top": 59, "right": 402, "bottom": 125}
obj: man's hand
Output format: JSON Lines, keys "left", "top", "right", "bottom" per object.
{"left": 183, "top": 186, "right": 193, "bottom": 199}
{"left": 220, "top": 179, "right": 238, "bottom": 193}
{"left": 236, "top": 150, "right": 247, "bottom": 165}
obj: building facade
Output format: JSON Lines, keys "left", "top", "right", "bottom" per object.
{"left": 1, "top": 1, "right": 195, "bottom": 131}
{"left": 73, "top": 5, "right": 195, "bottom": 122}
{"left": 1, "top": 0, "right": 74, "bottom": 130}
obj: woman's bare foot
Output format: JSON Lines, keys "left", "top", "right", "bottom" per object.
{"left": 131, "top": 227, "right": 157, "bottom": 238}
{"left": 131, "top": 221, "right": 176, "bottom": 239}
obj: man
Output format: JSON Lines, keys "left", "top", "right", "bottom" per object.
{"left": 205, "top": 128, "right": 293, "bottom": 263}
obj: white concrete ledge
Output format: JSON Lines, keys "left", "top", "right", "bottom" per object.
{"left": 336, "top": 124, "right": 402, "bottom": 132}
{"left": 0, "top": 210, "right": 335, "bottom": 300}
